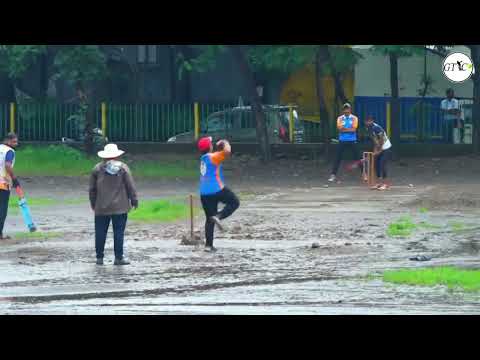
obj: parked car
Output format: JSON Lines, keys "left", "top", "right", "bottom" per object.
{"left": 167, "top": 105, "right": 305, "bottom": 144}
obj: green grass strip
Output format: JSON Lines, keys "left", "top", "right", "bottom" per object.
{"left": 383, "top": 267, "right": 480, "bottom": 292}
{"left": 15, "top": 145, "right": 197, "bottom": 179}
{"left": 13, "top": 231, "right": 63, "bottom": 240}
{"left": 129, "top": 199, "right": 200, "bottom": 223}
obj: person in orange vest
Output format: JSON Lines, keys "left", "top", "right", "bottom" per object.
{"left": 328, "top": 104, "right": 364, "bottom": 182}
{"left": 0, "top": 133, "right": 20, "bottom": 241}
{"left": 198, "top": 137, "right": 240, "bottom": 253}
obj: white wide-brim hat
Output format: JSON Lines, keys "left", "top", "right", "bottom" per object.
{"left": 98, "top": 144, "right": 125, "bottom": 159}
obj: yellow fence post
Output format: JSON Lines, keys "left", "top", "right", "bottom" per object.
{"left": 9, "top": 103, "right": 15, "bottom": 133}
{"left": 289, "top": 106, "right": 294, "bottom": 143}
{"left": 386, "top": 101, "right": 392, "bottom": 138}
{"left": 101, "top": 102, "right": 107, "bottom": 139}
{"left": 194, "top": 102, "right": 200, "bottom": 141}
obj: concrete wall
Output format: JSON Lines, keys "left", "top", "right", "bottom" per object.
{"left": 354, "top": 46, "right": 473, "bottom": 98}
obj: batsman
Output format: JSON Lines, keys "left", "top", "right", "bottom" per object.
{"left": 0, "top": 133, "right": 20, "bottom": 240}
{"left": 365, "top": 115, "right": 392, "bottom": 190}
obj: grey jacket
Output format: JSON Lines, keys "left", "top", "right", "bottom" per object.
{"left": 89, "top": 161, "right": 138, "bottom": 216}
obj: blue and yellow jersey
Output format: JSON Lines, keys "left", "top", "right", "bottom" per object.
{"left": 337, "top": 115, "right": 359, "bottom": 142}
{"left": 199, "top": 151, "right": 227, "bottom": 196}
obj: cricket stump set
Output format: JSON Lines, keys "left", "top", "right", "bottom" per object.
{"left": 363, "top": 152, "right": 376, "bottom": 187}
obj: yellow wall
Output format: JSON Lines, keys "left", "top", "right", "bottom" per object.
{"left": 279, "top": 64, "right": 354, "bottom": 122}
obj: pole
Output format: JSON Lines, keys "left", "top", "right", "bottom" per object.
{"left": 10, "top": 103, "right": 15, "bottom": 133}
{"left": 289, "top": 106, "right": 294, "bottom": 143}
{"left": 386, "top": 101, "right": 392, "bottom": 138}
{"left": 194, "top": 102, "right": 200, "bottom": 141}
{"left": 101, "top": 102, "right": 107, "bottom": 138}
{"left": 190, "top": 194, "right": 194, "bottom": 240}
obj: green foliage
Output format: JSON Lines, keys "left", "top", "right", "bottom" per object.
{"left": 129, "top": 199, "right": 199, "bottom": 223}
{"left": 0, "top": 45, "right": 47, "bottom": 78}
{"left": 176, "top": 45, "right": 227, "bottom": 80}
{"left": 383, "top": 267, "right": 480, "bottom": 292}
{"left": 177, "top": 45, "right": 363, "bottom": 80}
{"left": 53, "top": 45, "right": 107, "bottom": 85}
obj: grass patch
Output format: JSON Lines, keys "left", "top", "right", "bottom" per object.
{"left": 13, "top": 231, "right": 63, "bottom": 240}
{"left": 417, "top": 221, "right": 442, "bottom": 230}
{"left": 16, "top": 145, "right": 97, "bottom": 177}
{"left": 383, "top": 267, "right": 480, "bottom": 292}
{"left": 15, "top": 145, "right": 197, "bottom": 179}
{"left": 387, "top": 217, "right": 417, "bottom": 237}
{"left": 8, "top": 197, "right": 56, "bottom": 209}
{"left": 449, "top": 221, "right": 466, "bottom": 232}
{"left": 129, "top": 199, "right": 200, "bottom": 223}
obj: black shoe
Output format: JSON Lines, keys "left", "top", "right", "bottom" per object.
{"left": 96, "top": 258, "right": 104, "bottom": 265}
{"left": 204, "top": 246, "right": 218, "bottom": 253}
{"left": 114, "top": 258, "right": 131, "bottom": 266}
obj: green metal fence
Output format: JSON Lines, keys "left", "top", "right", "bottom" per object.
{"left": 2, "top": 101, "right": 325, "bottom": 143}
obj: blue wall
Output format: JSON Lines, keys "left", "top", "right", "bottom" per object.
{"left": 354, "top": 96, "right": 447, "bottom": 143}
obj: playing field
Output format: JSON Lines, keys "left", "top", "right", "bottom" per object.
{"left": 1, "top": 155, "right": 480, "bottom": 314}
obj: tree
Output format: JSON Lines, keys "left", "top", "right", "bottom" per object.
{"left": 371, "top": 46, "right": 425, "bottom": 158}
{"left": 0, "top": 45, "right": 109, "bottom": 155}
{"left": 250, "top": 45, "right": 362, "bottom": 158}
{"left": 177, "top": 45, "right": 273, "bottom": 162}
{"left": 179, "top": 45, "right": 362, "bottom": 162}
{"left": 53, "top": 45, "right": 108, "bottom": 155}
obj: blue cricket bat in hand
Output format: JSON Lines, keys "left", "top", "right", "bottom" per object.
{"left": 15, "top": 186, "right": 37, "bottom": 233}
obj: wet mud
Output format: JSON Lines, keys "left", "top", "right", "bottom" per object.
{"left": 1, "top": 157, "right": 480, "bottom": 314}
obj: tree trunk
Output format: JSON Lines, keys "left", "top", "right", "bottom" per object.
{"left": 229, "top": 45, "right": 270, "bottom": 162}
{"left": 389, "top": 53, "right": 401, "bottom": 159}
{"left": 315, "top": 47, "right": 332, "bottom": 160}
{"left": 470, "top": 45, "right": 480, "bottom": 155}
{"left": 326, "top": 47, "right": 349, "bottom": 105}
{"left": 76, "top": 81, "right": 95, "bottom": 156}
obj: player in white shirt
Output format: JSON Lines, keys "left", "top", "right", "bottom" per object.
{"left": 365, "top": 116, "right": 392, "bottom": 191}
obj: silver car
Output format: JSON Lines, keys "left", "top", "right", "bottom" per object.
{"left": 167, "top": 105, "right": 305, "bottom": 144}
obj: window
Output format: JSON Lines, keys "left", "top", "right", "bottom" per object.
{"left": 206, "top": 116, "right": 226, "bottom": 132}
{"left": 137, "top": 45, "right": 158, "bottom": 64}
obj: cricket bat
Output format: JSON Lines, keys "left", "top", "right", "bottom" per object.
{"left": 15, "top": 186, "right": 37, "bottom": 233}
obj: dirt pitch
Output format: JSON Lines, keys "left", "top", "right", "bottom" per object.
{"left": 1, "top": 155, "right": 480, "bottom": 314}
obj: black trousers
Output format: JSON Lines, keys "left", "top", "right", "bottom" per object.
{"left": 95, "top": 213, "right": 128, "bottom": 260}
{"left": 375, "top": 149, "right": 392, "bottom": 179}
{"left": 201, "top": 187, "right": 240, "bottom": 247}
{"left": 0, "top": 189, "right": 10, "bottom": 237}
{"left": 332, "top": 142, "right": 363, "bottom": 176}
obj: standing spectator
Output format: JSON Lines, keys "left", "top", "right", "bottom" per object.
{"left": 441, "top": 88, "right": 462, "bottom": 144}
{"left": 89, "top": 144, "right": 138, "bottom": 266}
{"left": 0, "top": 133, "right": 19, "bottom": 240}
{"left": 328, "top": 103, "right": 364, "bottom": 183}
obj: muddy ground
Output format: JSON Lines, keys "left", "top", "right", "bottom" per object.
{"left": 1, "top": 155, "right": 480, "bottom": 314}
